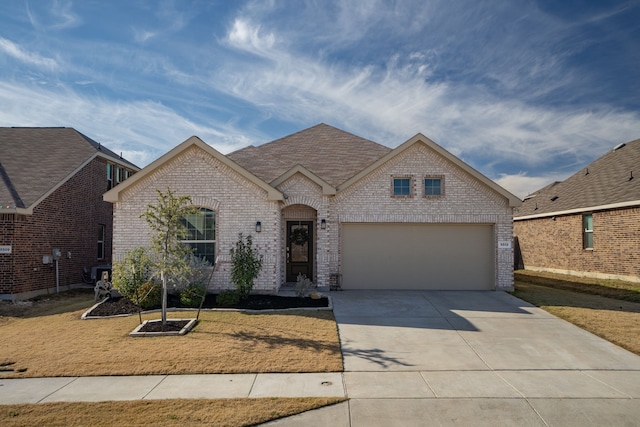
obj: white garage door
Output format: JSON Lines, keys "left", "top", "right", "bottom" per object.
{"left": 341, "top": 223, "right": 495, "bottom": 290}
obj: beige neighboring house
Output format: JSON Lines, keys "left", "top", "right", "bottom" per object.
{"left": 104, "top": 124, "right": 521, "bottom": 292}
{"left": 514, "top": 138, "right": 640, "bottom": 283}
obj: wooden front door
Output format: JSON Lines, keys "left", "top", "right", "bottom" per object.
{"left": 286, "top": 221, "right": 313, "bottom": 282}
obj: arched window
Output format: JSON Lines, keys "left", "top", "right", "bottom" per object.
{"left": 181, "top": 208, "right": 216, "bottom": 265}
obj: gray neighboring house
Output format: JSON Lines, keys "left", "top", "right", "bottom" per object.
{"left": 514, "top": 138, "right": 640, "bottom": 283}
{"left": 105, "top": 124, "right": 521, "bottom": 292}
{"left": 0, "top": 127, "right": 139, "bottom": 299}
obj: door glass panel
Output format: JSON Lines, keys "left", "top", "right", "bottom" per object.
{"left": 290, "top": 225, "right": 309, "bottom": 262}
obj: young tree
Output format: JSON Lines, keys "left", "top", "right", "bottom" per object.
{"left": 141, "top": 188, "right": 197, "bottom": 326}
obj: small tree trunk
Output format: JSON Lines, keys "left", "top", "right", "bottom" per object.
{"left": 161, "top": 271, "right": 167, "bottom": 326}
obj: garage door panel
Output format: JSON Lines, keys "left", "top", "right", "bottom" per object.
{"left": 342, "top": 224, "right": 494, "bottom": 290}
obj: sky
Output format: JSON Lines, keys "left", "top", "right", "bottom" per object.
{"left": 1, "top": 0, "right": 639, "bottom": 198}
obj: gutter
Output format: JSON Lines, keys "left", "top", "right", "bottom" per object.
{"left": 515, "top": 199, "right": 640, "bottom": 221}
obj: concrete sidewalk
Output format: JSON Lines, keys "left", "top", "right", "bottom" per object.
{"left": 0, "top": 373, "right": 344, "bottom": 404}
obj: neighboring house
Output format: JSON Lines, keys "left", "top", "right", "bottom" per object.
{"left": 0, "top": 127, "right": 139, "bottom": 300}
{"left": 514, "top": 138, "right": 640, "bottom": 283}
{"left": 104, "top": 124, "right": 521, "bottom": 292}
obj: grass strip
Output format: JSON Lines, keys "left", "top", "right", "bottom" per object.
{"left": 0, "top": 398, "right": 346, "bottom": 427}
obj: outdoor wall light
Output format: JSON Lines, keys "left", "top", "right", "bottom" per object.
{"left": 320, "top": 219, "right": 327, "bottom": 229}
{"left": 255, "top": 221, "right": 262, "bottom": 233}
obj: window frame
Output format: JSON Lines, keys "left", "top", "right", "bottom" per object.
{"left": 181, "top": 208, "right": 216, "bottom": 265}
{"left": 423, "top": 175, "right": 445, "bottom": 197}
{"left": 583, "top": 213, "right": 593, "bottom": 250}
{"left": 391, "top": 176, "right": 413, "bottom": 198}
{"left": 97, "top": 224, "right": 106, "bottom": 260}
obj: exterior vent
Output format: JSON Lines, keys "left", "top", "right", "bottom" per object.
{"left": 550, "top": 196, "right": 559, "bottom": 201}
{"left": 613, "top": 143, "right": 626, "bottom": 151}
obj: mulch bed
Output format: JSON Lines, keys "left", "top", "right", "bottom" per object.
{"left": 87, "top": 293, "right": 329, "bottom": 317}
{"left": 138, "top": 319, "right": 191, "bottom": 333}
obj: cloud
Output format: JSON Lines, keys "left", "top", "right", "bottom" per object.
{"left": 215, "top": 17, "right": 640, "bottom": 179}
{"left": 132, "top": 28, "right": 157, "bottom": 43}
{"left": 0, "top": 82, "right": 257, "bottom": 166}
{"left": 27, "top": 0, "right": 81, "bottom": 31}
{"left": 0, "top": 37, "right": 59, "bottom": 70}
{"left": 226, "top": 18, "right": 276, "bottom": 54}
{"left": 494, "top": 172, "right": 570, "bottom": 199}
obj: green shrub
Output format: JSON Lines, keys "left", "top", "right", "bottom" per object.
{"left": 230, "top": 233, "right": 263, "bottom": 300}
{"left": 216, "top": 290, "right": 240, "bottom": 307}
{"left": 112, "top": 247, "right": 153, "bottom": 302}
{"left": 137, "top": 281, "right": 162, "bottom": 309}
{"left": 180, "top": 283, "right": 206, "bottom": 307}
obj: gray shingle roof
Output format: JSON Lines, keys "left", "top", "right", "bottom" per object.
{"left": 0, "top": 127, "right": 137, "bottom": 210}
{"left": 515, "top": 138, "right": 640, "bottom": 217}
{"left": 227, "top": 123, "right": 392, "bottom": 187}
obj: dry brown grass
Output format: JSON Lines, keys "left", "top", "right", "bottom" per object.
{"left": 0, "top": 398, "right": 345, "bottom": 426}
{"left": 513, "top": 281, "right": 640, "bottom": 356}
{"left": 515, "top": 270, "right": 640, "bottom": 302}
{"left": 0, "top": 289, "right": 342, "bottom": 378}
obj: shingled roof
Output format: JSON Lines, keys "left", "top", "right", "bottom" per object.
{"left": 227, "top": 123, "right": 392, "bottom": 187}
{"left": 515, "top": 138, "right": 640, "bottom": 218}
{"left": 0, "top": 127, "right": 138, "bottom": 213}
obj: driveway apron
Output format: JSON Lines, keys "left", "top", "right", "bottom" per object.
{"left": 325, "top": 290, "right": 640, "bottom": 426}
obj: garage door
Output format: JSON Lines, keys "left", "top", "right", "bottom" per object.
{"left": 341, "top": 223, "right": 494, "bottom": 290}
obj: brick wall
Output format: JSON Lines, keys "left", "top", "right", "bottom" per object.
{"left": 1, "top": 157, "right": 116, "bottom": 298}
{"left": 334, "top": 143, "right": 514, "bottom": 290}
{"left": 112, "top": 146, "right": 281, "bottom": 292}
{"left": 277, "top": 143, "right": 515, "bottom": 290}
{"left": 514, "top": 207, "right": 640, "bottom": 282}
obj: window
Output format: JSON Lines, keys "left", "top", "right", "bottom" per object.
{"left": 97, "top": 224, "right": 106, "bottom": 259}
{"left": 424, "top": 177, "right": 443, "bottom": 197}
{"left": 116, "top": 166, "right": 123, "bottom": 183}
{"left": 393, "top": 177, "right": 412, "bottom": 197}
{"left": 583, "top": 214, "right": 593, "bottom": 249}
{"left": 181, "top": 208, "right": 216, "bottom": 264}
{"left": 106, "top": 164, "right": 114, "bottom": 190}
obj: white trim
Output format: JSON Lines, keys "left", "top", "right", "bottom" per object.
{"left": 514, "top": 199, "right": 640, "bottom": 220}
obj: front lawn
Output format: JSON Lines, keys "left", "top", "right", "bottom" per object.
{"left": 0, "top": 289, "right": 342, "bottom": 378}
{"left": 0, "top": 288, "right": 344, "bottom": 425}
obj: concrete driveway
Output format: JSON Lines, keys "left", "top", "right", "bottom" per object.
{"left": 265, "top": 290, "right": 640, "bottom": 426}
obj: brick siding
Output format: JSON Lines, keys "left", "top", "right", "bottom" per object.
{"left": 1, "top": 158, "right": 118, "bottom": 298}
{"left": 514, "top": 207, "right": 640, "bottom": 282}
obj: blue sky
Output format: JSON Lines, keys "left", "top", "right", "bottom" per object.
{"left": 1, "top": 0, "right": 639, "bottom": 198}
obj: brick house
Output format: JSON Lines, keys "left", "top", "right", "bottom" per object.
{"left": 514, "top": 138, "right": 640, "bottom": 283}
{"left": 105, "top": 124, "right": 521, "bottom": 291}
{"left": 0, "top": 128, "right": 139, "bottom": 300}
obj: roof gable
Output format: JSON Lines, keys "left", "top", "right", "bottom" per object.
{"left": 0, "top": 127, "right": 138, "bottom": 213}
{"left": 227, "top": 123, "right": 391, "bottom": 187}
{"left": 104, "top": 136, "right": 283, "bottom": 202}
{"left": 338, "top": 133, "right": 522, "bottom": 207}
{"left": 516, "top": 138, "right": 640, "bottom": 218}
{"left": 271, "top": 165, "right": 336, "bottom": 195}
